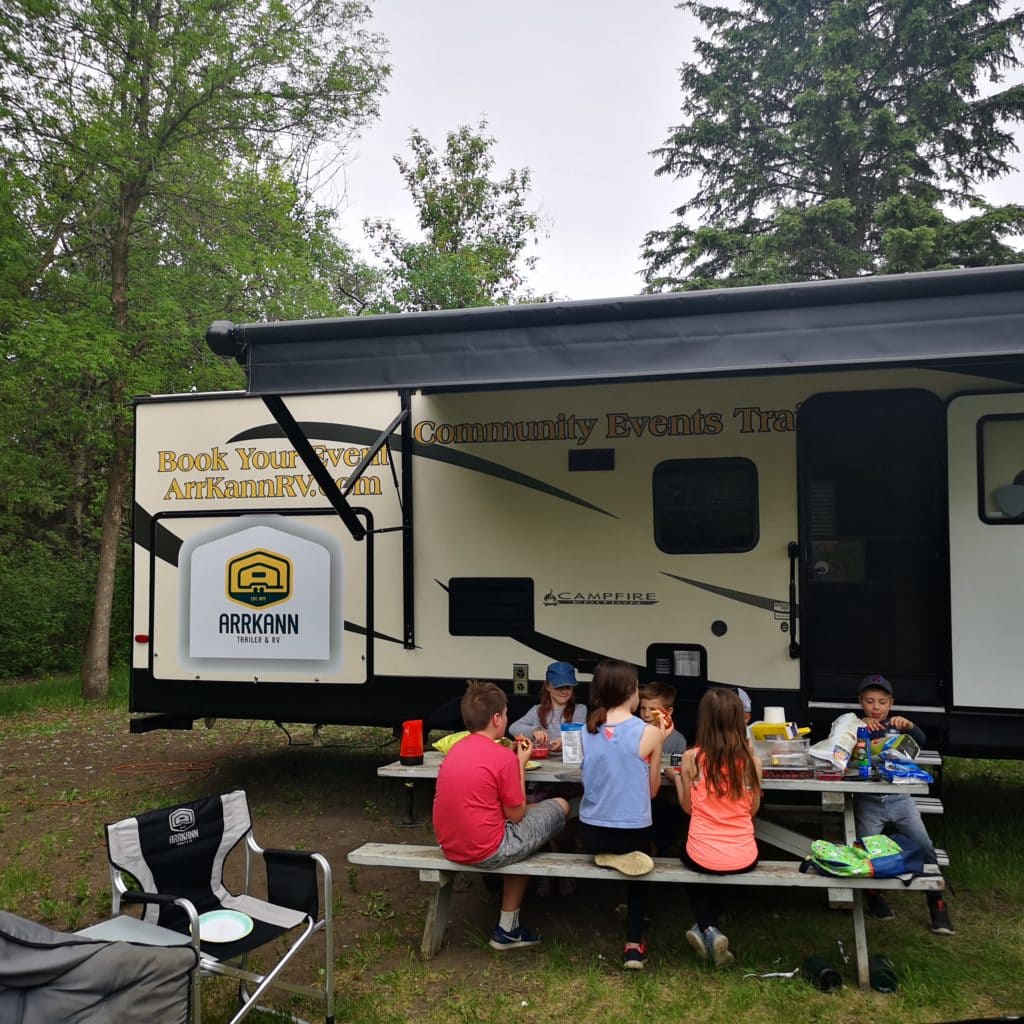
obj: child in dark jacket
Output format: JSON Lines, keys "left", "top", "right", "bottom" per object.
{"left": 847, "top": 673, "right": 954, "bottom": 935}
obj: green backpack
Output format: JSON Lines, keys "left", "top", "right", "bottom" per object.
{"left": 800, "top": 833, "right": 924, "bottom": 880}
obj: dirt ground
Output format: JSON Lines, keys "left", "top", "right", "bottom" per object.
{"left": 0, "top": 705, "right": 586, "bottom": 997}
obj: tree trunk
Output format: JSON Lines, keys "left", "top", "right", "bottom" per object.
{"left": 81, "top": 178, "right": 141, "bottom": 700}
{"left": 81, "top": 432, "right": 129, "bottom": 699}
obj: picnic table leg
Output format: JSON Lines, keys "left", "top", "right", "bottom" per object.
{"left": 404, "top": 782, "right": 417, "bottom": 824}
{"left": 419, "top": 869, "right": 454, "bottom": 958}
{"left": 851, "top": 890, "right": 870, "bottom": 990}
{"left": 842, "top": 798, "right": 857, "bottom": 844}
{"left": 828, "top": 794, "right": 857, "bottom": 910}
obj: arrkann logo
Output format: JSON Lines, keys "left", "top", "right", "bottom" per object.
{"left": 168, "top": 807, "right": 199, "bottom": 846}
{"left": 226, "top": 549, "right": 293, "bottom": 608}
{"left": 169, "top": 807, "right": 195, "bottom": 832}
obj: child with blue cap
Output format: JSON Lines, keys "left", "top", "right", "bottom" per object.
{"left": 509, "top": 661, "right": 587, "bottom": 750}
{"left": 509, "top": 662, "right": 588, "bottom": 897}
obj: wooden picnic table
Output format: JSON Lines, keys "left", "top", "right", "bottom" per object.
{"left": 368, "top": 749, "right": 944, "bottom": 987}
{"left": 377, "top": 749, "right": 936, "bottom": 856}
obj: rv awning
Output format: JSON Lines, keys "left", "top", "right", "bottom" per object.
{"left": 207, "top": 264, "right": 1024, "bottom": 396}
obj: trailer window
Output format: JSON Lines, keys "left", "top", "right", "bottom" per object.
{"left": 979, "top": 415, "right": 1024, "bottom": 522}
{"left": 653, "top": 458, "right": 758, "bottom": 553}
{"left": 449, "top": 577, "right": 534, "bottom": 635}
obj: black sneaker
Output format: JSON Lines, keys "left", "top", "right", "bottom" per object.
{"left": 489, "top": 923, "right": 541, "bottom": 950}
{"left": 929, "top": 900, "right": 955, "bottom": 935}
{"left": 623, "top": 942, "right": 647, "bottom": 970}
{"left": 866, "top": 892, "right": 895, "bottom": 920}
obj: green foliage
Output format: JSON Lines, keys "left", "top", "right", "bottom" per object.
{"left": 0, "top": 0, "right": 388, "bottom": 687}
{"left": 365, "top": 122, "right": 547, "bottom": 311}
{"left": 0, "top": 541, "right": 98, "bottom": 678}
{"left": 643, "top": 0, "right": 1024, "bottom": 289}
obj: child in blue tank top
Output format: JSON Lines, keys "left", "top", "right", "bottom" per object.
{"left": 579, "top": 659, "right": 672, "bottom": 971}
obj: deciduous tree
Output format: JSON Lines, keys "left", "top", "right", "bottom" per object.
{"left": 365, "top": 122, "right": 546, "bottom": 311}
{"left": 1, "top": 0, "right": 387, "bottom": 693}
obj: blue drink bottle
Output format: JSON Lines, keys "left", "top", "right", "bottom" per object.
{"left": 856, "top": 726, "right": 872, "bottom": 778}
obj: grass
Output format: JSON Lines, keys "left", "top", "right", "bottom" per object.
{"left": 2, "top": 677, "right": 1023, "bottom": 1022}
{"left": 0, "top": 665, "right": 129, "bottom": 716}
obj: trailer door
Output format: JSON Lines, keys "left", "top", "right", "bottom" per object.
{"left": 947, "top": 391, "right": 1024, "bottom": 711}
{"left": 798, "top": 390, "right": 947, "bottom": 709}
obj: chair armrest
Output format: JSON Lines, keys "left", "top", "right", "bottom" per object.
{"left": 262, "top": 849, "right": 331, "bottom": 921}
{"left": 122, "top": 891, "right": 201, "bottom": 951}
{"left": 122, "top": 890, "right": 188, "bottom": 908}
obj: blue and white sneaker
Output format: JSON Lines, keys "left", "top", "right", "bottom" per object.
{"left": 704, "top": 926, "right": 734, "bottom": 967}
{"left": 685, "top": 923, "right": 707, "bottom": 960}
{"left": 489, "top": 923, "right": 541, "bottom": 950}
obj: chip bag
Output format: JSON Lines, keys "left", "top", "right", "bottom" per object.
{"left": 432, "top": 731, "right": 469, "bottom": 754}
{"left": 809, "top": 712, "right": 860, "bottom": 770}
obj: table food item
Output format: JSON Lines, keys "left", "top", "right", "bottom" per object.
{"left": 560, "top": 723, "right": 583, "bottom": 763}
{"left": 855, "top": 727, "right": 871, "bottom": 778}
{"left": 753, "top": 737, "right": 810, "bottom": 766}
{"left": 761, "top": 765, "right": 815, "bottom": 779}
{"left": 532, "top": 746, "right": 549, "bottom": 759}
{"left": 649, "top": 707, "right": 672, "bottom": 729}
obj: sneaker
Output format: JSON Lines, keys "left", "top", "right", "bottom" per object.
{"left": 489, "top": 924, "right": 541, "bottom": 951}
{"left": 685, "top": 923, "right": 707, "bottom": 961}
{"left": 557, "top": 876, "right": 576, "bottom": 897}
{"left": 704, "top": 926, "right": 734, "bottom": 968}
{"left": 866, "top": 892, "right": 895, "bottom": 921}
{"left": 622, "top": 943, "right": 647, "bottom": 970}
{"left": 929, "top": 900, "right": 955, "bottom": 935}
{"left": 535, "top": 876, "right": 552, "bottom": 898}
{"left": 594, "top": 851, "right": 655, "bottom": 877}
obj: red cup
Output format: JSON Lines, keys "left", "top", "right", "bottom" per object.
{"left": 400, "top": 719, "right": 424, "bottom": 765}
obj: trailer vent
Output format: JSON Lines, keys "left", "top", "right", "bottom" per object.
{"left": 569, "top": 448, "right": 615, "bottom": 472}
{"left": 809, "top": 480, "right": 838, "bottom": 538}
{"left": 449, "top": 577, "right": 535, "bottom": 636}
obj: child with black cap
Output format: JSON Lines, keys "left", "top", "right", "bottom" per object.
{"left": 845, "top": 673, "right": 954, "bottom": 934}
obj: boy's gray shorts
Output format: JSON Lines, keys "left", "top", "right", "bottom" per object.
{"left": 474, "top": 799, "right": 566, "bottom": 871}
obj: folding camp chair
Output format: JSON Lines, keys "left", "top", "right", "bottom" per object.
{"left": 103, "top": 790, "right": 334, "bottom": 1024}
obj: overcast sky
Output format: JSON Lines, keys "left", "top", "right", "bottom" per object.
{"left": 333, "top": 0, "right": 1024, "bottom": 303}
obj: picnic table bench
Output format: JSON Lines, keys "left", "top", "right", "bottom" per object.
{"left": 347, "top": 842, "right": 944, "bottom": 989}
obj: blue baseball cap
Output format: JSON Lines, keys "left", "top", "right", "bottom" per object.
{"left": 546, "top": 662, "right": 578, "bottom": 687}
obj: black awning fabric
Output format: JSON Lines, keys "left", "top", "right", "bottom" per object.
{"left": 208, "top": 265, "right": 1024, "bottom": 396}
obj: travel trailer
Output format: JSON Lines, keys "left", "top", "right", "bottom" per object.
{"left": 131, "top": 265, "right": 1024, "bottom": 756}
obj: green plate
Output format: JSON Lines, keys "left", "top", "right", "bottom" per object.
{"left": 193, "top": 909, "right": 254, "bottom": 943}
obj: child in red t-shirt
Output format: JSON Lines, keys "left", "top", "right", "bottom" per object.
{"left": 433, "top": 681, "right": 569, "bottom": 949}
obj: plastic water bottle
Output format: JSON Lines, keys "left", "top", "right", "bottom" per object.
{"left": 856, "top": 726, "right": 871, "bottom": 778}
{"left": 560, "top": 722, "right": 583, "bottom": 764}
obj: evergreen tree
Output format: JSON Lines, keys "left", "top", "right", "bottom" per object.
{"left": 642, "top": 0, "right": 1024, "bottom": 289}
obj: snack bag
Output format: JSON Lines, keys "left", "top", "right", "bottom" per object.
{"left": 878, "top": 760, "right": 933, "bottom": 784}
{"left": 432, "top": 731, "right": 469, "bottom": 754}
{"left": 809, "top": 712, "right": 860, "bottom": 770}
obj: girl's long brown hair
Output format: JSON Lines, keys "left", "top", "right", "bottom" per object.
{"left": 585, "top": 659, "right": 638, "bottom": 733}
{"left": 693, "top": 687, "right": 761, "bottom": 799}
{"left": 538, "top": 681, "right": 578, "bottom": 732}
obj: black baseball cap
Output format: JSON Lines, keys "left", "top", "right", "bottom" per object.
{"left": 859, "top": 673, "right": 893, "bottom": 696}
